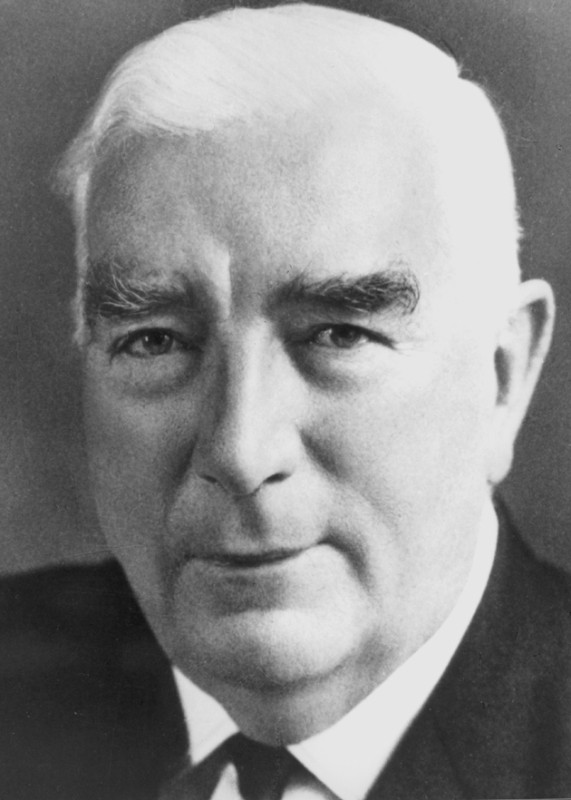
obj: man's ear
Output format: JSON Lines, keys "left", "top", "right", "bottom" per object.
{"left": 488, "top": 278, "right": 555, "bottom": 485}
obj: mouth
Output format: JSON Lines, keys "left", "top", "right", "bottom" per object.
{"left": 204, "top": 548, "right": 304, "bottom": 569}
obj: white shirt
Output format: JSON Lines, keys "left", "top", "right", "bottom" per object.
{"left": 174, "top": 501, "right": 498, "bottom": 800}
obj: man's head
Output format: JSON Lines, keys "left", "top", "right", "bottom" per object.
{"left": 57, "top": 3, "right": 553, "bottom": 743}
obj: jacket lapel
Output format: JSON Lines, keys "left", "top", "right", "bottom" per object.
{"left": 368, "top": 504, "right": 571, "bottom": 799}
{"left": 366, "top": 707, "right": 467, "bottom": 800}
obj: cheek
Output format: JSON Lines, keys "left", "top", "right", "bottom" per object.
{"left": 83, "top": 377, "right": 193, "bottom": 596}
{"left": 84, "top": 372, "right": 190, "bottom": 496}
{"left": 307, "top": 348, "right": 496, "bottom": 516}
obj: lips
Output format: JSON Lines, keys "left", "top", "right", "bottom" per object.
{"left": 203, "top": 548, "right": 304, "bottom": 569}
{"left": 178, "top": 543, "right": 340, "bottom": 617}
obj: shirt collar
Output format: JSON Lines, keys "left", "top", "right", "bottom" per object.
{"left": 173, "top": 667, "right": 238, "bottom": 765}
{"left": 174, "top": 500, "right": 498, "bottom": 800}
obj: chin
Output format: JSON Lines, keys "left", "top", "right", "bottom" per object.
{"left": 174, "top": 606, "right": 356, "bottom": 693}
{"left": 171, "top": 606, "right": 391, "bottom": 744}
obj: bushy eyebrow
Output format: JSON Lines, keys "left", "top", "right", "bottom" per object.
{"left": 83, "top": 258, "right": 198, "bottom": 327}
{"left": 274, "top": 268, "right": 420, "bottom": 315}
{"left": 82, "top": 258, "right": 420, "bottom": 328}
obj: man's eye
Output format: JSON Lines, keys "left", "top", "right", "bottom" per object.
{"left": 310, "top": 325, "right": 371, "bottom": 349}
{"left": 116, "top": 329, "right": 185, "bottom": 358}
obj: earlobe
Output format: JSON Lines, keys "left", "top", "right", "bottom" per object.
{"left": 488, "top": 279, "right": 555, "bottom": 485}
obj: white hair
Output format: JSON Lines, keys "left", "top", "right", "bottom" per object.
{"left": 55, "top": 2, "right": 521, "bottom": 340}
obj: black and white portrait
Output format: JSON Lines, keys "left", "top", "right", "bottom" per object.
{"left": 1, "top": 3, "right": 570, "bottom": 799}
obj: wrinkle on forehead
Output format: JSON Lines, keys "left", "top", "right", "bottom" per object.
{"left": 85, "top": 99, "right": 454, "bottom": 332}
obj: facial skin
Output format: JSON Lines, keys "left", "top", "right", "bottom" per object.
{"left": 83, "top": 104, "right": 553, "bottom": 744}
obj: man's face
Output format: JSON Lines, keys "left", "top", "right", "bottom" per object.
{"left": 84, "top": 110, "right": 501, "bottom": 736}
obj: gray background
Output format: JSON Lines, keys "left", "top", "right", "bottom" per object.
{"left": 0, "top": 0, "right": 569, "bottom": 575}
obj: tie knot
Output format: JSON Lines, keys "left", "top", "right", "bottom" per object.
{"left": 159, "top": 732, "right": 298, "bottom": 800}
{"left": 225, "top": 733, "right": 297, "bottom": 800}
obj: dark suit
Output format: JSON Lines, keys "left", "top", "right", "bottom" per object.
{"left": 1, "top": 508, "right": 570, "bottom": 800}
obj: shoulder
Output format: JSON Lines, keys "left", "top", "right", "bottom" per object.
{"left": 375, "top": 504, "right": 571, "bottom": 800}
{"left": 0, "top": 561, "right": 186, "bottom": 800}
{"left": 435, "top": 504, "right": 571, "bottom": 797}
{"left": 482, "top": 503, "right": 571, "bottom": 663}
{"left": 0, "top": 560, "right": 156, "bottom": 692}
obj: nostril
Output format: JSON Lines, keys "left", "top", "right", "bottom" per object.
{"left": 199, "top": 473, "right": 218, "bottom": 485}
{"left": 198, "top": 470, "right": 288, "bottom": 494}
{"left": 266, "top": 472, "right": 287, "bottom": 484}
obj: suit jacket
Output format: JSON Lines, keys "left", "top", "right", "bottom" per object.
{"left": 1, "top": 508, "right": 570, "bottom": 800}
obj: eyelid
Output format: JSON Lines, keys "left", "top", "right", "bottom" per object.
{"left": 299, "top": 322, "right": 395, "bottom": 349}
{"left": 109, "top": 326, "right": 192, "bottom": 358}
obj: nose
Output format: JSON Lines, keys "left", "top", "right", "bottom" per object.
{"left": 191, "top": 340, "right": 302, "bottom": 496}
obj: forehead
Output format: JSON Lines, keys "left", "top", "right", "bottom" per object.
{"left": 86, "top": 108, "right": 448, "bottom": 291}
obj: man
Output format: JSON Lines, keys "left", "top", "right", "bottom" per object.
{"left": 1, "top": 3, "right": 569, "bottom": 799}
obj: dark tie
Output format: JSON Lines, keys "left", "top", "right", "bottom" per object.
{"left": 160, "top": 732, "right": 298, "bottom": 800}
{"left": 226, "top": 733, "right": 297, "bottom": 800}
